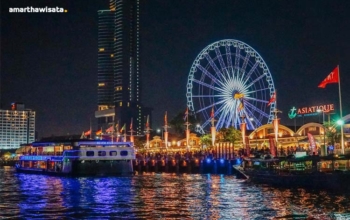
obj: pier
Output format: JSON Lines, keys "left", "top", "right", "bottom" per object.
{"left": 132, "top": 158, "right": 241, "bottom": 175}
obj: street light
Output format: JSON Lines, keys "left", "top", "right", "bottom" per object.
{"left": 337, "top": 119, "right": 345, "bottom": 155}
{"left": 336, "top": 119, "right": 344, "bottom": 126}
{"left": 156, "top": 128, "right": 164, "bottom": 144}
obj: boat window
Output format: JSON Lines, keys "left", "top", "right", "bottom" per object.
{"left": 120, "top": 151, "right": 128, "bottom": 156}
{"left": 98, "top": 151, "right": 106, "bottom": 156}
{"left": 86, "top": 151, "right": 95, "bottom": 157}
{"left": 110, "top": 151, "right": 117, "bottom": 156}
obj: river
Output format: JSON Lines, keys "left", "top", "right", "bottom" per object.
{"left": 0, "top": 166, "right": 349, "bottom": 219}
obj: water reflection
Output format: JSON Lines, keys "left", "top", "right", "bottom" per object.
{"left": 0, "top": 167, "right": 350, "bottom": 219}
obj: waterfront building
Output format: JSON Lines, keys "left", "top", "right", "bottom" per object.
{"left": 0, "top": 103, "right": 35, "bottom": 149}
{"left": 96, "top": 0, "right": 151, "bottom": 135}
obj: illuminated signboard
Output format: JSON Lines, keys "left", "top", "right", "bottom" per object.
{"left": 288, "top": 104, "right": 335, "bottom": 119}
{"left": 19, "top": 156, "right": 63, "bottom": 161}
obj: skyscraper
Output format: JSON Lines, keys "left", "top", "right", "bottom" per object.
{"left": 96, "top": 0, "right": 150, "bottom": 135}
{"left": 0, "top": 103, "right": 35, "bottom": 149}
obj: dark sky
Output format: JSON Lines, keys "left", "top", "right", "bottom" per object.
{"left": 1, "top": 0, "right": 350, "bottom": 138}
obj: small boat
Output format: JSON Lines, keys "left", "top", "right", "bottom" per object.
{"left": 15, "top": 139, "right": 135, "bottom": 176}
{"left": 234, "top": 153, "right": 350, "bottom": 190}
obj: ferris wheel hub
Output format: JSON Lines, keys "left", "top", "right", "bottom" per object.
{"left": 233, "top": 92, "right": 244, "bottom": 100}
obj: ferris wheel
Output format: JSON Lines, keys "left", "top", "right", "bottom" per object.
{"left": 186, "top": 39, "right": 275, "bottom": 134}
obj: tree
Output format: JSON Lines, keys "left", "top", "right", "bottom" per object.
{"left": 169, "top": 111, "right": 201, "bottom": 134}
{"left": 323, "top": 120, "right": 344, "bottom": 146}
{"left": 200, "top": 134, "right": 212, "bottom": 147}
{"left": 217, "top": 127, "right": 242, "bottom": 144}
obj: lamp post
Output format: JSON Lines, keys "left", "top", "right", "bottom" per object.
{"left": 337, "top": 119, "right": 344, "bottom": 154}
{"left": 156, "top": 128, "right": 164, "bottom": 147}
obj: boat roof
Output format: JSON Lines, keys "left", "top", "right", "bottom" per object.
{"left": 30, "top": 139, "right": 134, "bottom": 147}
{"left": 246, "top": 154, "right": 350, "bottom": 163}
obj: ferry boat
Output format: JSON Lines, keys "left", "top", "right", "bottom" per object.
{"left": 15, "top": 140, "right": 135, "bottom": 176}
{"left": 234, "top": 153, "right": 350, "bottom": 190}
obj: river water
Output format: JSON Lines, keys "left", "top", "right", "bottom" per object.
{"left": 0, "top": 166, "right": 350, "bottom": 219}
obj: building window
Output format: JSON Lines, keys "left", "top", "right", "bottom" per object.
{"left": 308, "top": 127, "right": 316, "bottom": 131}
{"left": 99, "top": 48, "right": 105, "bottom": 52}
{"left": 98, "top": 83, "right": 105, "bottom": 87}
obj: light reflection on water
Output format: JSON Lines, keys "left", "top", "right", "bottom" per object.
{"left": 0, "top": 166, "right": 350, "bottom": 219}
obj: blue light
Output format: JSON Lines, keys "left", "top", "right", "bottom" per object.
{"left": 236, "top": 158, "right": 241, "bottom": 165}
{"left": 220, "top": 159, "right": 225, "bottom": 164}
{"left": 206, "top": 158, "right": 211, "bottom": 163}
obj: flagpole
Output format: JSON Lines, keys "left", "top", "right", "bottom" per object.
{"left": 89, "top": 117, "right": 92, "bottom": 140}
{"left": 112, "top": 118, "right": 114, "bottom": 142}
{"left": 338, "top": 65, "right": 344, "bottom": 154}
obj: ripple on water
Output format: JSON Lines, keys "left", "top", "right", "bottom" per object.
{"left": 0, "top": 167, "right": 350, "bottom": 219}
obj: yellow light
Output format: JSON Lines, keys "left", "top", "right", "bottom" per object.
{"left": 98, "top": 83, "right": 105, "bottom": 87}
{"left": 110, "top": 54, "right": 114, "bottom": 57}
{"left": 99, "top": 48, "right": 105, "bottom": 52}
{"left": 233, "top": 93, "right": 244, "bottom": 99}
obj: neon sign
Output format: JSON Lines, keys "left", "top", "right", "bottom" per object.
{"left": 288, "top": 104, "right": 335, "bottom": 118}
{"left": 297, "top": 104, "right": 334, "bottom": 115}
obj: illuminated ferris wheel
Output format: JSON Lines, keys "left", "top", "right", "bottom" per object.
{"left": 186, "top": 39, "right": 276, "bottom": 134}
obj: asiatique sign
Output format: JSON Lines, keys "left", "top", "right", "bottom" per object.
{"left": 288, "top": 104, "right": 335, "bottom": 119}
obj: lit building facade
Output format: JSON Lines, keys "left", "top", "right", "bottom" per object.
{"left": 0, "top": 103, "right": 35, "bottom": 149}
{"left": 96, "top": 0, "right": 150, "bottom": 135}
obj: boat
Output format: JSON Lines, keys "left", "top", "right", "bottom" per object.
{"left": 234, "top": 152, "right": 350, "bottom": 190}
{"left": 15, "top": 139, "right": 135, "bottom": 176}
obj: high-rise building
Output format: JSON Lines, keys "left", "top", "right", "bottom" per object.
{"left": 96, "top": 0, "right": 151, "bottom": 135}
{"left": 0, "top": 103, "right": 35, "bottom": 149}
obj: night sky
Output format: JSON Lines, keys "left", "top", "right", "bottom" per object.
{"left": 1, "top": 0, "right": 350, "bottom": 138}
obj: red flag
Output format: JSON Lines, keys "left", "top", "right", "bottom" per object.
{"left": 318, "top": 66, "right": 339, "bottom": 88}
{"left": 267, "top": 92, "right": 276, "bottom": 106}
{"left": 106, "top": 125, "right": 114, "bottom": 133}
{"left": 96, "top": 129, "right": 102, "bottom": 135}
{"left": 238, "top": 101, "right": 244, "bottom": 112}
{"left": 164, "top": 111, "right": 168, "bottom": 126}
{"left": 210, "top": 107, "right": 214, "bottom": 118}
{"left": 145, "top": 115, "right": 149, "bottom": 128}
{"left": 307, "top": 133, "right": 316, "bottom": 154}
{"left": 183, "top": 107, "right": 189, "bottom": 121}
{"left": 84, "top": 130, "right": 91, "bottom": 136}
